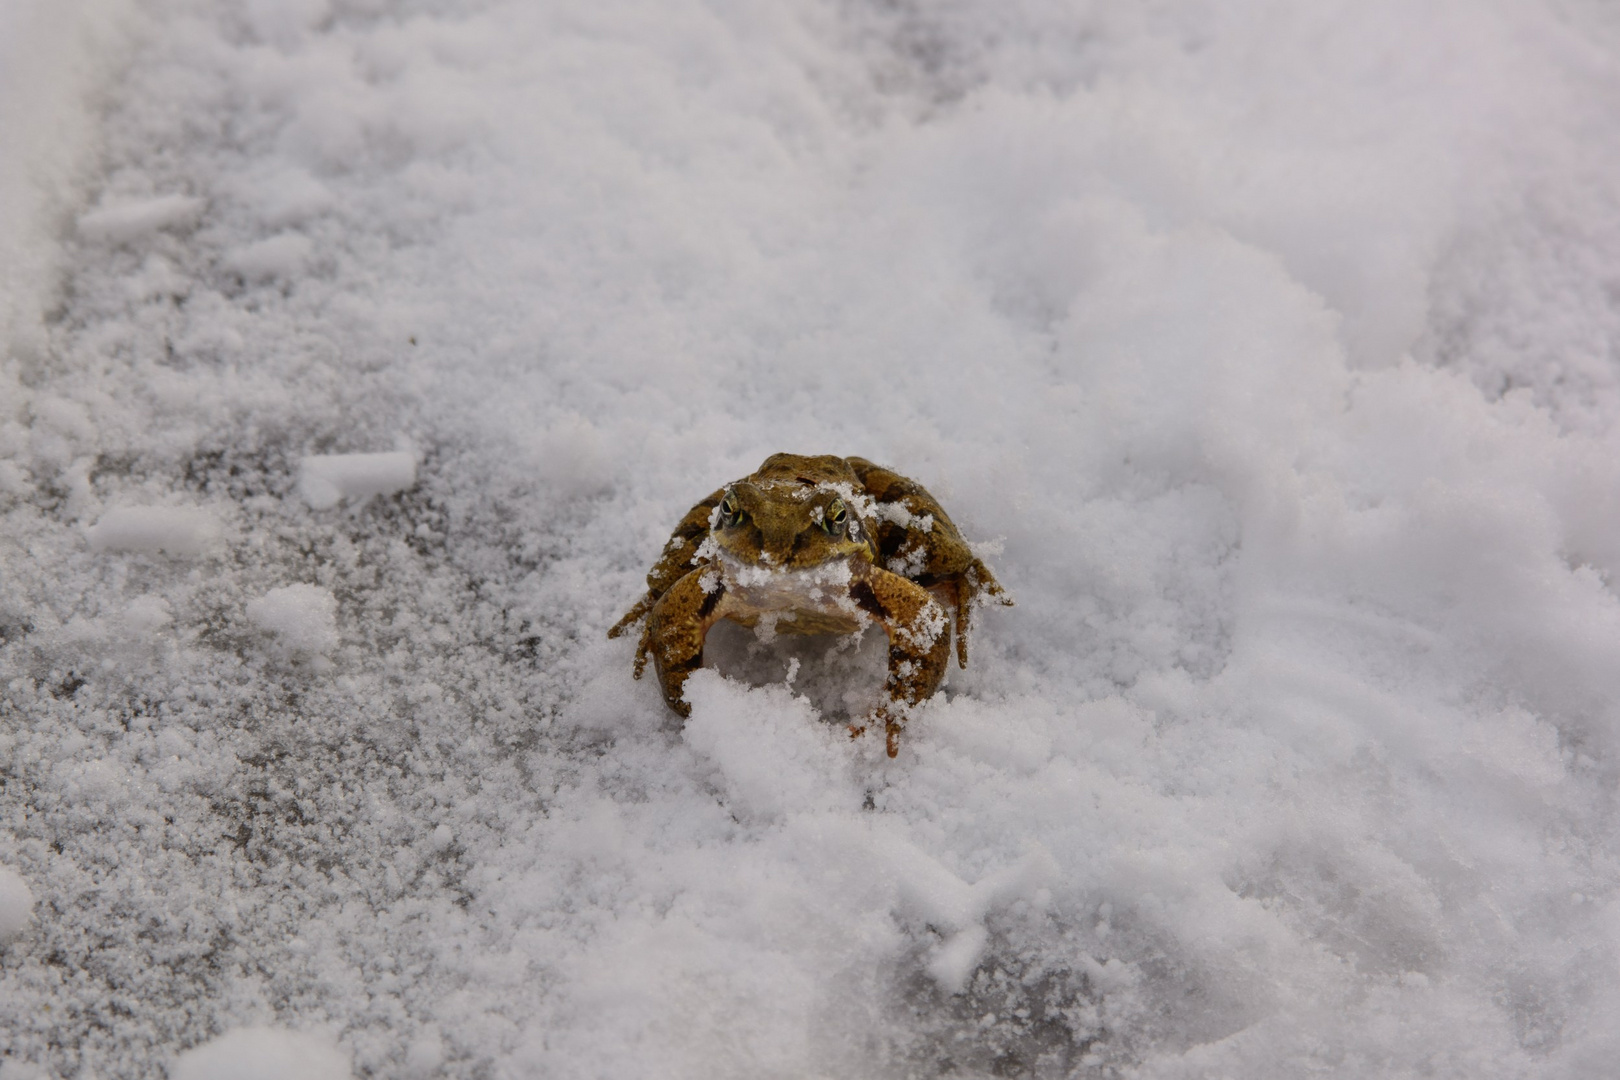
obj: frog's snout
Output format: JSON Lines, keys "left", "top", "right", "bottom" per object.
{"left": 759, "top": 522, "right": 798, "bottom": 560}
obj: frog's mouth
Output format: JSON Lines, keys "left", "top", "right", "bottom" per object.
{"left": 713, "top": 552, "right": 871, "bottom": 629}
{"left": 714, "top": 549, "right": 857, "bottom": 591}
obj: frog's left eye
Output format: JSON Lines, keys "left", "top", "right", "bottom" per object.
{"left": 821, "top": 498, "right": 847, "bottom": 536}
{"left": 719, "top": 493, "right": 746, "bottom": 528}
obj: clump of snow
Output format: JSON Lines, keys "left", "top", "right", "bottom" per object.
{"left": 76, "top": 193, "right": 204, "bottom": 245}
{"left": 246, "top": 584, "right": 338, "bottom": 657}
{"left": 86, "top": 506, "right": 221, "bottom": 555}
{"left": 679, "top": 671, "right": 861, "bottom": 822}
{"left": 298, "top": 452, "right": 416, "bottom": 510}
{"left": 0, "top": 865, "right": 33, "bottom": 940}
{"left": 122, "top": 595, "right": 172, "bottom": 634}
{"left": 222, "top": 233, "right": 312, "bottom": 283}
{"left": 52, "top": 758, "right": 133, "bottom": 805}
{"left": 171, "top": 1028, "right": 350, "bottom": 1080}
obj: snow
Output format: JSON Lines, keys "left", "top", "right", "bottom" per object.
{"left": 169, "top": 1028, "right": 350, "bottom": 1080}
{"left": 77, "top": 195, "right": 207, "bottom": 246}
{"left": 245, "top": 584, "right": 339, "bottom": 657}
{"left": 3, "top": 0, "right": 1620, "bottom": 1078}
{"left": 222, "top": 233, "right": 314, "bottom": 284}
{"left": 0, "top": 865, "right": 32, "bottom": 940}
{"left": 297, "top": 451, "right": 418, "bottom": 509}
{"left": 86, "top": 506, "right": 221, "bottom": 555}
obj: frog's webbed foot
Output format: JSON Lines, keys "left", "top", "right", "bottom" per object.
{"left": 879, "top": 703, "right": 905, "bottom": 758}
{"left": 610, "top": 594, "right": 657, "bottom": 683}
{"left": 610, "top": 488, "right": 726, "bottom": 642}
{"left": 851, "top": 567, "right": 952, "bottom": 757}
{"left": 849, "top": 703, "right": 914, "bottom": 758}
{"left": 608, "top": 592, "right": 657, "bottom": 640}
{"left": 950, "top": 557, "right": 1015, "bottom": 668}
{"left": 632, "top": 622, "right": 652, "bottom": 680}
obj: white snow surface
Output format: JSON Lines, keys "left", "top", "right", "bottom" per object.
{"left": 3, "top": 1, "right": 1620, "bottom": 1078}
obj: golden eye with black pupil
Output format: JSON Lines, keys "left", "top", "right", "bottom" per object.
{"left": 821, "top": 498, "right": 847, "bottom": 536}
{"left": 719, "top": 494, "right": 745, "bottom": 527}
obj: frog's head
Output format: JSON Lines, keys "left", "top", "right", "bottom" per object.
{"left": 711, "top": 479, "right": 875, "bottom": 569}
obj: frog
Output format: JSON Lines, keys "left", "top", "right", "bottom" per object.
{"left": 608, "top": 452, "right": 1011, "bottom": 756}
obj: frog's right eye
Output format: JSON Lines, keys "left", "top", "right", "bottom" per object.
{"left": 719, "top": 494, "right": 746, "bottom": 527}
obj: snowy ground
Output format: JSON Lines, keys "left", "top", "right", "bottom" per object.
{"left": 4, "top": 0, "right": 1620, "bottom": 1077}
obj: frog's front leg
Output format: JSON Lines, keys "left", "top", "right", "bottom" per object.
{"left": 608, "top": 488, "right": 724, "bottom": 640}
{"left": 845, "top": 457, "right": 1012, "bottom": 668}
{"left": 850, "top": 567, "right": 952, "bottom": 757}
{"left": 640, "top": 565, "right": 730, "bottom": 717}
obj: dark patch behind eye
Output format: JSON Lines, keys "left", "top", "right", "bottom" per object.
{"left": 796, "top": 476, "right": 813, "bottom": 484}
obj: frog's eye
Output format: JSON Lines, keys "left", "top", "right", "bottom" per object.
{"left": 719, "top": 494, "right": 746, "bottom": 528}
{"left": 821, "top": 498, "right": 847, "bottom": 536}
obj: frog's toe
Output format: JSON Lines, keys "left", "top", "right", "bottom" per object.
{"left": 631, "top": 629, "right": 652, "bottom": 680}
{"left": 968, "top": 561, "right": 1013, "bottom": 605}
{"left": 876, "top": 704, "right": 905, "bottom": 758}
{"left": 608, "top": 594, "right": 655, "bottom": 639}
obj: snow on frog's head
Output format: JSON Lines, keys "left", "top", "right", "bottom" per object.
{"left": 707, "top": 453, "right": 878, "bottom": 572}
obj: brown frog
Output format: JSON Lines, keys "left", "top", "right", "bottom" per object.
{"left": 608, "top": 453, "right": 1011, "bottom": 756}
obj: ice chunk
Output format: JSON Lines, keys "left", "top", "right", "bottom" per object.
{"left": 87, "top": 507, "right": 221, "bottom": 556}
{"left": 246, "top": 584, "right": 338, "bottom": 656}
{"left": 298, "top": 452, "right": 416, "bottom": 509}
{"left": 0, "top": 865, "right": 32, "bottom": 940}
{"left": 77, "top": 194, "right": 205, "bottom": 244}
{"left": 170, "top": 1028, "right": 350, "bottom": 1080}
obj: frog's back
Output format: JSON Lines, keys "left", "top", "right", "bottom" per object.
{"left": 751, "top": 453, "right": 860, "bottom": 486}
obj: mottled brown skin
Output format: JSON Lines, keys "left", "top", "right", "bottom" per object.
{"left": 608, "top": 453, "right": 1011, "bottom": 756}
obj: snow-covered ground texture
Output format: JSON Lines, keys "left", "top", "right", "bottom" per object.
{"left": 4, "top": 0, "right": 1620, "bottom": 1076}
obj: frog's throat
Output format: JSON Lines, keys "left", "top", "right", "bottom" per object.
{"left": 712, "top": 551, "right": 871, "bottom": 635}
